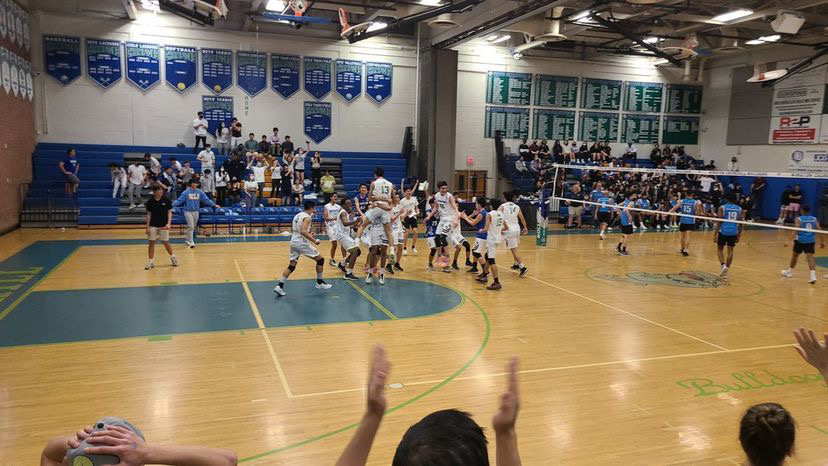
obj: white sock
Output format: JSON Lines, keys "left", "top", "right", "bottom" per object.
{"left": 810, "top": 271, "right": 817, "bottom": 280}
{"left": 148, "top": 259, "right": 154, "bottom": 264}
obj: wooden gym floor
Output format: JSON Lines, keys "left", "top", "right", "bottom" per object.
{"left": 0, "top": 226, "right": 826, "bottom": 465}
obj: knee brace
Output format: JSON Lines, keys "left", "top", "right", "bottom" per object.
{"left": 487, "top": 257, "right": 496, "bottom": 265}
{"left": 287, "top": 264, "right": 296, "bottom": 272}
{"left": 473, "top": 252, "right": 481, "bottom": 259}
{"left": 316, "top": 257, "right": 325, "bottom": 267}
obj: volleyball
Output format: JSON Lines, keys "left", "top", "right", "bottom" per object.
{"left": 213, "top": 84, "right": 222, "bottom": 93}
{"left": 177, "top": 82, "right": 186, "bottom": 90}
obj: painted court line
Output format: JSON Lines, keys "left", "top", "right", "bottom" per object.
{"left": 499, "top": 265, "right": 729, "bottom": 351}
{"left": 346, "top": 281, "right": 398, "bottom": 320}
{"left": 0, "top": 247, "right": 79, "bottom": 323}
{"left": 233, "top": 259, "right": 294, "bottom": 399}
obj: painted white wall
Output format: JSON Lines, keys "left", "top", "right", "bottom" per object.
{"left": 30, "top": 10, "right": 417, "bottom": 152}
{"left": 701, "top": 46, "right": 828, "bottom": 172}
{"left": 454, "top": 43, "right": 701, "bottom": 187}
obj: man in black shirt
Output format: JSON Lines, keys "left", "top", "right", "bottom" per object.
{"left": 145, "top": 185, "right": 178, "bottom": 270}
{"left": 281, "top": 135, "right": 295, "bottom": 155}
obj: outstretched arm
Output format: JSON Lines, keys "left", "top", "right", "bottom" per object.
{"left": 493, "top": 358, "right": 521, "bottom": 466}
{"left": 794, "top": 327, "right": 828, "bottom": 380}
{"left": 335, "top": 346, "right": 390, "bottom": 466}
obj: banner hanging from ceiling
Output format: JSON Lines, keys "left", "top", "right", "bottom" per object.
{"left": 86, "top": 38, "right": 122, "bottom": 89}
{"left": 43, "top": 35, "right": 81, "bottom": 85}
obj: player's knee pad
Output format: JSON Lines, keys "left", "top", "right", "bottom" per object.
{"left": 487, "top": 257, "right": 496, "bottom": 265}
{"left": 287, "top": 264, "right": 296, "bottom": 272}
{"left": 473, "top": 252, "right": 481, "bottom": 259}
{"left": 316, "top": 257, "right": 325, "bottom": 266}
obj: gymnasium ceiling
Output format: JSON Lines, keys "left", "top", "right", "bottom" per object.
{"left": 27, "top": 0, "right": 828, "bottom": 63}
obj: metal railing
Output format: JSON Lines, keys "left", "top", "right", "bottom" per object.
{"left": 19, "top": 183, "right": 78, "bottom": 227}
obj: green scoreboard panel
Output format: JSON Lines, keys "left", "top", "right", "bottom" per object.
{"left": 580, "top": 78, "right": 622, "bottom": 111}
{"left": 624, "top": 81, "right": 663, "bottom": 113}
{"left": 534, "top": 75, "right": 578, "bottom": 108}
{"left": 533, "top": 109, "right": 576, "bottom": 140}
{"left": 662, "top": 116, "right": 700, "bottom": 144}
{"left": 578, "top": 111, "right": 619, "bottom": 142}
{"left": 665, "top": 84, "right": 703, "bottom": 114}
{"left": 622, "top": 114, "right": 661, "bottom": 143}
{"left": 485, "top": 71, "right": 532, "bottom": 105}
{"left": 485, "top": 106, "right": 530, "bottom": 139}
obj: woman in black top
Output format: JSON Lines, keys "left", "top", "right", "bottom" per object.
{"left": 552, "top": 140, "right": 563, "bottom": 164}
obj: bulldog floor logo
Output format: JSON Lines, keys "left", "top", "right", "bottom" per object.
{"left": 594, "top": 270, "right": 727, "bottom": 288}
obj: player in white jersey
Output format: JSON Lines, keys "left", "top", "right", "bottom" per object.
{"left": 499, "top": 191, "right": 529, "bottom": 277}
{"left": 478, "top": 199, "right": 506, "bottom": 290}
{"left": 399, "top": 188, "right": 420, "bottom": 255}
{"left": 366, "top": 204, "right": 391, "bottom": 285}
{"left": 433, "top": 181, "right": 464, "bottom": 272}
{"left": 385, "top": 193, "right": 410, "bottom": 275}
{"left": 274, "top": 201, "right": 332, "bottom": 296}
{"left": 328, "top": 194, "right": 362, "bottom": 280}
{"left": 355, "top": 167, "right": 395, "bottom": 256}
{"left": 324, "top": 193, "right": 347, "bottom": 267}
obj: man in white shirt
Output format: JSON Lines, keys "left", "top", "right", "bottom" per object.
{"left": 399, "top": 188, "right": 419, "bottom": 255}
{"left": 127, "top": 162, "right": 147, "bottom": 209}
{"left": 197, "top": 144, "right": 215, "bottom": 174}
{"left": 192, "top": 111, "right": 209, "bottom": 153}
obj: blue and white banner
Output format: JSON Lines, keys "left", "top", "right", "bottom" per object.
{"left": 0, "top": 1, "right": 6, "bottom": 40}
{"left": 304, "top": 56, "right": 331, "bottom": 100}
{"left": 271, "top": 53, "right": 299, "bottom": 99}
{"left": 17, "top": 53, "right": 25, "bottom": 99}
{"left": 43, "top": 35, "right": 81, "bottom": 85}
{"left": 164, "top": 45, "right": 197, "bottom": 93}
{"left": 23, "top": 58, "right": 31, "bottom": 100}
{"left": 366, "top": 61, "right": 392, "bottom": 104}
{"left": 13, "top": 2, "right": 22, "bottom": 48}
{"left": 335, "top": 59, "right": 362, "bottom": 102}
{"left": 9, "top": 50, "right": 18, "bottom": 97}
{"left": 236, "top": 51, "right": 266, "bottom": 97}
{"left": 21, "top": 7, "right": 28, "bottom": 51}
{"left": 202, "top": 95, "right": 234, "bottom": 138}
{"left": 0, "top": 47, "right": 9, "bottom": 94}
{"left": 201, "top": 48, "right": 232, "bottom": 94}
{"left": 86, "top": 38, "right": 121, "bottom": 89}
{"left": 304, "top": 101, "right": 332, "bottom": 144}
{"left": 4, "top": 1, "right": 13, "bottom": 44}
{"left": 125, "top": 42, "right": 160, "bottom": 91}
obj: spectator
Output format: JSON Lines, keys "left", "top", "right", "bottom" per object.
{"left": 269, "top": 127, "right": 281, "bottom": 156}
{"left": 173, "top": 178, "right": 217, "bottom": 248}
{"left": 243, "top": 133, "right": 258, "bottom": 153}
{"left": 518, "top": 138, "right": 530, "bottom": 161}
{"left": 248, "top": 155, "right": 268, "bottom": 198}
{"left": 565, "top": 182, "right": 584, "bottom": 228}
{"left": 321, "top": 169, "right": 336, "bottom": 203}
{"left": 293, "top": 141, "right": 310, "bottom": 186}
{"left": 819, "top": 186, "right": 828, "bottom": 228}
{"left": 698, "top": 173, "right": 715, "bottom": 193}
{"left": 776, "top": 185, "right": 792, "bottom": 225}
{"left": 281, "top": 135, "right": 295, "bottom": 155}
{"left": 269, "top": 156, "right": 282, "bottom": 199}
{"left": 201, "top": 169, "right": 216, "bottom": 200}
{"left": 515, "top": 158, "right": 528, "bottom": 174}
{"left": 750, "top": 177, "right": 766, "bottom": 220}
{"left": 146, "top": 153, "right": 161, "bottom": 181}
{"left": 552, "top": 140, "right": 563, "bottom": 163}
{"left": 650, "top": 144, "right": 662, "bottom": 166}
{"left": 192, "top": 111, "right": 208, "bottom": 153}
{"left": 739, "top": 403, "right": 794, "bottom": 466}
{"left": 281, "top": 160, "right": 293, "bottom": 205}
{"left": 177, "top": 161, "right": 195, "bottom": 191}
{"left": 215, "top": 166, "right": 230, "bottom": 206}
{"left": 169, "top": 157, "right": 182, "bottom": 175}
{"left": 127, "top": 161, "right": 147, "bottom": 210}
{"left": 291, "top": 177, "right": 304, "bottom": 205}
{"left": 109, "top": 162, "right": 126, "bottom": 199}
{"left": 243, "top": 173, "right": 259, "bottom": 213}
{"left": 258, "top": 135, "right": 271, "bottom": 155}
{"left": 311, "top": 151, "right": 323, "bottom": 192}
{"left": 529, "top": 139, "right": 539, "bottom": 158}
{"left": 160, "top": 166, "right": 177, "bottom": 197}
{"left": 229, "top": 117, "right": 243, "bottom": 149}
{"left": 787, "top": 184, "right": 804, "bottom": 220}
{"left": 728, "top": 156, "right": 739, "bottom": 171}
{"left": 215, "top": 121, "right": 229, "bottom": 155}
{"left": 539, "top": 139, "right": 550, "bottom": 159}
{"left": 144, "top": 184, "right": 177, "bottom": 270}
{"left": 196, "top": 144, "right": 215, "bottom": 173}
{"left": 59, "top": 148, "right": 80, "bottom": 196}
{"left": 623, "top": 142, "right": 637, "bottom": 161}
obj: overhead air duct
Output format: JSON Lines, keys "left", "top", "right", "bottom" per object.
{"left": 511, "top": 7, "right": 566, "bottom": 54}
{"left": 428, "top": 13, "right": 459, "bottom": 29}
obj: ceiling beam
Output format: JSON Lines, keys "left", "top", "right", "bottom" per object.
{"left": 590, "top": 14, "right": 683, "bottom": 66}
{"left": 122, "top": 0, "right": 138, "bottom": 20}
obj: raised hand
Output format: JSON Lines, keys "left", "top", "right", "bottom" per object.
{"left": 794, "top": 327, "right": 828, "bottom": 377}
{"left": 366, "top": 345, "right": 390, "bottom": 417}
{"left": 84, "top": 425, "right": 150, "bottom": 466}
{"left": 492, "top": 357, "right": 520, "bottom": 434}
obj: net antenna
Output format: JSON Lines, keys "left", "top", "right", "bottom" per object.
{"left": 289, "top": 0, "right": 310, "bottom": 17}
{"left": 339, "top": 8, "right": 372, "bottom": 39}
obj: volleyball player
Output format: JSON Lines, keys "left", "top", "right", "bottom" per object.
{"left": 595, "top": 189, "right": 612, "bottom": 240}
{"left": 461, "top": 197, "right": 488, "bottom": 276}
{"left": 423, "top": 198, "right": 439, "bottom": 270}
{"left": 670, "top": 190, "right": 702, "bottom": 256}
{"left": 354, "top": 168, "right": 395, "bottom": 250}
{"left": 448, "top": 225, "right": 473, "bottom": 271}
{"left": 329, "top": 195, "right": 362, "bottom": 280}
{"left": 635, "top": 195, "right": 651, "bottom": 231}
{"left": 434, "top": 181, "right": 460, "bottom": 272}
{"left": 500, "top": 191, "right": 528, "bottom": 277}
{"left": 400, "top": 188, "right": 419, "bottom": 255}
{"left": 274, "top": 200, "right": 332, "bottom": 296}
{"left": 479, "top": 198, "right": 506, "bottom": 290}
{"left": 715, "top": 193, "right": 744, "bottom": 278}
{"left": 385, "top": 193, "right": 408, "bottom": 274}
{"left": 616, "top": 194, "right": 635, "bottom": 256}
{"left": 324, "top": 193, "right": 346, "bottom": 267}
{"left": 782, "top": 205, "right": 821, "bottom": 284}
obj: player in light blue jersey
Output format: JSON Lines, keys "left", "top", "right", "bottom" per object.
{"left": 616, "top": 193, "right": 636, "bottom": 256}
{"left": 715, "top": 193, "right": 744, "bottom": 278}
{"left": 634, "top": 196, "right": 651, "bottom": 231}
{"left": 594, "top": 190, "right": 613, "bottom": 240}
{"left": 782, "top": 205, "right": 823, "bottom": 284}
{"left": 669, "top": 190, "right": 703, "bottom": 256}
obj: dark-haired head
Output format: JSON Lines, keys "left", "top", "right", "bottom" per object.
{"left": 726, "top": 193, "right": 737, "bottom": 203}
{"left": 740, "top": 403, "right": 795, "bottom": 466}
{"left": 303, "top": 200, "right": 316, "bottom": 211}
{"left": 476, "top": 197, "right": 487, "bottom": 209}
{"left": 375, "top": 167, "right": 385, "bottom": 177}
{"left": 490, "top": 198, "right": 502, "bottom": 210}
{"left": 392, "top": 409, "right": 488, "bottom": 466}
{"left": 801, "top": 205, "right": 811, "bottom": 215}
{"left": 503, "top": 191, "right": 515, "bottom": 202}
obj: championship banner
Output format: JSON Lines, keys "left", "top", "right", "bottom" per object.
{"left": 304, "top": 56, "right": 331, "bottom": 100}
{"left": 271, "top": 53, "right": 299, "bottom": 99}
{"left": 43, "top": 35, "right": 81, "bottom": 85}
{"left": 164, "top": 45, "right": 197, "bottom": 92}
{"left": 12, "top": 1, "right": 21, "bottom": 48}
{"left": 304, "top": 101, "right": 332, "bottom": 144}
{"left": 16, "top": 53, "right": 25, "bottom": 99}
{"left": 125, "top": 42, "right": 160, "bottom": 91}
{"left": 0, "top": 0, "right": 6, "bottom": 40}
{"left": 335, "top": 59, "right": 362, "bottom": 102}
{"left": 0, "top": 47, "right": 9, "bottom": 94}
{"left": 202, "top": 95, "right": 234, "bottom": 138}
{"left": 788, "top": 149, "right": 828, "bottom": 174}
{"left": 9, "top": 51, "right": 18, "bottom": 97}
{"left": 23, "top": 59, "right": 32, "bottom": 100}
{"left": 21, "top": 7, "right": 27, "bottom": 50}
{"left": 86, "top": 38, "right": 122, "bottom": 89}
{"left": 236, "top": 51, "right": 266, "bottom": 97}
{"left": 201, "top": 48, "right": 232, "bottom": 94}
{"left": 5, "top": 1, "right": 13, "bottom": 44}
{"left": 365, "top": 61, "right": 392, "bottom": 103}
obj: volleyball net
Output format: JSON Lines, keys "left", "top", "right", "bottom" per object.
{"left": 540, "top": 163, "right": 828, "bottom": 236}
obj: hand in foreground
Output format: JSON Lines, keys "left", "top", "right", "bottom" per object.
{"left": 794, "top": 327, "right": 828, "bottom": 377}
{"left": 84, "top": 425, "right": 149, "bottom": 466}
{"left": 366, "top": 345, "right": 390, "bottom": 417}
{"left": 492, "top": 357, "right": 520, "bottom": 434}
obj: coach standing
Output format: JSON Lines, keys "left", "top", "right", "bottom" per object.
{"left": 173, "top": 178, "right": 216, "bottom": 248}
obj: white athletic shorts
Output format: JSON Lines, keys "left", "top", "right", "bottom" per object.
{"left": 365, "top": 206, "right": 391, "bottom": 224}
{"left": 504, "top": 230, "right": 519, "bottom": 249}
{"left": 448, "top": 226, "right": 465, "bottom": 248}
{"left": 437, "top": 217, "right": 455, "bottom": 236}
{"left": 486, "top": 238, "right": 500, "bottom": 259}
{"left": 326, "top": 225, "right": 338, "bottom": 239}
{"left": 472, "top": 237, "right": 488, "bottom": 256}
{"left": 391, "top": 225, "right": 404, "bottom": 245}
{"left": 333, "top": 232, "right": 358, "bottom": 251}
{"left": 289, "top": 241, "right": 319, "bottom": 261}
{"left": 370, "top": 227, "right": 388, "bottom": 247}
{"left": 426, "top": 236, "right": 436, "bottom": 249}
{"left": 361, "top": 225, "right": 373, "bottom": 247}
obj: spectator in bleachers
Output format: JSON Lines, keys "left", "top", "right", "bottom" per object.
{"left": 751, "top": 177, "right": 767, "bottom": 219}
{"left": 270, "top": 127, "right": 281, "bottom": 155}
{"left": 109, "top": 163, "right": 126, "bottom": 199}
{"left": 281, "top": 160, "right": 293, "bottom": 205}
{"left": 623, "top": 143, "right": 637, "bottom": 161}
{"left": 243, "top": 173, "right": 259, "bottom": 213}
{"left": 127, "top": 161, "right": 147, "bottom": 210}
{"left": 224, "top": 152, "right": 245, "bottom": 205}
{"left": 243, "top": 133, "right": 259, "bottom": 153}
{"left": 552, "top": 140, "right": 563, "bottom": 163}
{"left": 160, "top": 166, "right": 177, "bottom": 198}
{"left": 215, "top": 121, "right": 229, "bottom": 155}
{"left": 177, "top": 161, "right": 195, "bottom": 192}
{"left": 529, "top": 139, "right": 539, "bottom": 158}
{"left": 197, "top": 143, "right": 215, "bottom": 173}
{"left": 258, "top": 135, "right": 271, "bottom": 155}
{"left": 518, "top": 138, "right": 530, "bottom": 161}
{"left": 145, "top": 153, "right": 161, "bottom": 182}
{"left": 169, "top": 157, "right": 182, "bottom": 174}
{"left": 728, "top": 156, "right": 739, "bottom": 171}
{"left": 819, "top": 186, "right": 828, "bottom": 227}
{"left": 515, "top": 157, "right": 528, "bottom": 174}
{"left": 215, "top": 166, "right": 230, "bottom": 206}
{"left": 269, "top": 156, "right": 283, "bottom": 200}
{"left": 248, "top": 155, "right": 267, "bottom": 198}
{"left": 281, "top": 135, "right": 295, "bottom": 154}
{"left": 230, "top": 117, "right": 243, "bottom": 149}
{"left": 59, "top": 148, "right": 80, "bottom": 196}
{"left": 293, "top": 142, "right": 310, "bottom": 186}
{"left": 650, "top": 144, "right": 662, "bottom": 166}
{"left": 321, "top": 170, "right": 336, "bottom": 204}
{"left": 174, "top": 178, "right": 217, "bottom": 248}
{"left": 201, "top": 169, "right": 216, "bottom": 200}
{"left": 539, "top": 140, "right": 550, "bottom": 159}
{"left": 311, "top": 151, "right": 323, "bottom": 192}
{"left": 192, "top": 111, "right": 208, "bottom": 153}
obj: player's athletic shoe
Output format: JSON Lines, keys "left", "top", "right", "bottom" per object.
{"left": 615, "top": 246, "right": 623, "bottom": 255}
{"left": 720, "top": 265, "right": 728, "bottom": 278}
{"left": 145, "top": 261, "right": 154, "bottom": 270}
{"left": 465, "top": 259, "right": 473, "bottom": 267}
{"left": 599, "top": 232, "right": 605, "bottom": 240}
{"left": 379, "top": 274, "right": 385, "bottom": 285}
{"left": 641, "top": 225, "right": 648, "bottom": 231}
{"left": 476, "top": 275, "right": 488, "bottom": 283}
{"left": 442, "top": 266, "right": 452, "bottom": 273}
{"left": 315, "top": 281, "right": 332, "bottom": 290}
{"left": 412, "top": 248, "right": 418, "bottom": 254}
{"left": 329, "top": 259, "right": 337, "bottom": 266}
{"left": 656, "top": 225, "right": 662, "bottom": 230}
{"left": 273, "top": 285, "right": 286, "bottom": 296}
{"left": 809, "top": 271, "right": 817, "bottom": 284}
{"left": 394, "top": 263, "right": 403, "bottom": 272}
{"left": 344, "top": 273, "right": 357, "bottom": 280}
{"left": 451, "top": 263, "right": 460, "bottom": 270}
{"left": 681, "top": 250, "right": 689, "bottom": 257}
{"left": 403, "top": 249, "right": 408, "bottom": 256}
{"left": 519, "top": 267, "right": 528, "bottom": 277}
{"left": 511, "top": 263, "right": 520, "bottom": 270}
{"left": 487, "top": 282, "right": 502, "bottom": 290}
{"left": 365, "top": 274, "right": 372, "bottom": 284}
{"left": 385, "top": 264, "right": 395, "bottom": 275}
{"left": 171, "top": 256, "right": 178, "bottom": 267}
{"left": 467, "top": 267, "right": 479, "bottom": 273}
{"left": 427, "top": 264, "right": 434, "bottom": 271}
{"left": 337, "top": 262, "right": 346, "bottom": 273}
{"left": 781, "top": 269, "right": 794, "bottom": 278}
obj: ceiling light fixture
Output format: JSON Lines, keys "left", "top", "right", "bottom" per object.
{"left": 572, "top": 11, "right": 592, "bottom": 21}
{"left": 419, "top": 0, "right": 442, "bottom": 5}
{"left": 140, "top": 0, "right": 161, "bottom": 13}
{"left": 491, "top": 34, "right": 511, "bottom": 44}
{"left": 265, "top": 0, "right": 286, "bottom": 11}
{"left": 712, "top": 9, "right": 753, "bottom": 22}
{"left": 643, "top": 36, "right": 661, "bottom": 44}
{"left": 746, "top": 34, "right": 781, "bottom": 45}
{"left": 486, "top": 34, "right": 499, "bottom": 42}
{"left": 367, "top": 21, "right": 388, "bottom": 32}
